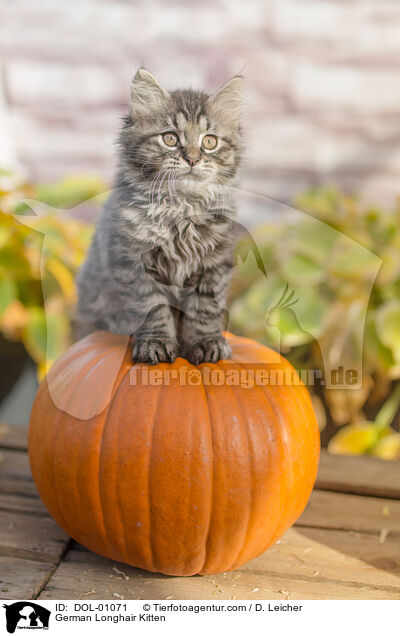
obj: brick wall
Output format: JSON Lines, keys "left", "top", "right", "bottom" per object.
{"left": 1, "top": 0, "right": 400, "bottom": 207}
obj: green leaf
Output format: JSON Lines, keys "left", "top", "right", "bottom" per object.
{"left": 35, "top": 174, "right": 107, "bottom": 209}
{"left": 45, "top": 257, "right": 76, "bottom": 303}
{"left": 376, "top": 246, "right": 400, "bottom": 285}
{"left": 267, "top": 304, "right": 313, "bottom": 346}
{"left": 45, "top": 312, "right": 70, "bottom": 361}
{"left": 0, "top": 247, "right": 31, "bottom": 278}
{"left": 371, "top": 433, "right": 400, "bottom": 460}
{"left": 330, "top": 238, "right": 380, "bottom": 281}
{"left": 288, "top": 286, "right": 329, "bottom": 339}
{"left": 364, "top": 312, "right": 396, "bottom": 373}
{"left": 328, "top": 422, "right": 380, "bottom": 455}
{"left": 23, "top": 307, "right": 47, "bottom": 363}
{"left": 22, "top": 306, "right": 69, "bottom": 365}
{"left": 279, "top": 253, "right": 325, "bottom": 285}
{"left": 376, "top": 300, "right": 400, "bottom": 362}
{"left": 229, "top": 275, "right": 282, "bottom": 346}
{"left": 290, "top": 219, "right": 337, "bottom": 264}
{"left": 0, "top": 226, "right": 11, "bottom": 246}
{"left": 0, "top": 278, "right": 17, "bottom": 318}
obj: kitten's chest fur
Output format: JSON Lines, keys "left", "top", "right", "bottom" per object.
{"left": 142, "top": 216, "right": 231, "bottom": 287}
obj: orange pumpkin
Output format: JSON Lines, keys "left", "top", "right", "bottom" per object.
{"left": 28, "top": 331, "right": 319, "bottom": 576}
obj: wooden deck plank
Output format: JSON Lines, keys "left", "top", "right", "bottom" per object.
{"left": 243, "top": 526, "right": 400, "bottom": 588}
{"left": 39, "top": 523, "right": 400, "bottom": 601}
{"left": 0, "top": 510, "right": 69, "bottom": 563}
{"left": 0, "top": 436, "right": 70, "bottom": 601}
{"left": 317, "top": 449, "right": 400, "bottom": 499}
{"left": 299, "top": 490, "right": 400, "bottom": 536}
{"left": 40, "top": 566, "right": 397, "bottom": 600}
{"left": 0, "top": 448, "right": 44, "bottom": 516}
{"left": 0, "top": 557, "right": 57, "bottom": 600}
{"left": 0, "top": 478, "right": 38, "bottom": 498}
{"left": 0, "top": 424, "right": 28, "bottom": 451}
{"left": 0, "top": 449, "right": 32, "bottom": 482}
{"left": 0, "top": 493, "right": 48, "bottom": 517}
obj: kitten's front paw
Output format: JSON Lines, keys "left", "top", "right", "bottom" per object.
{"left": 183, "top": 336, "right": 231, "bottom": 365}
{"left": 133, "top": 338, "right": 178, "bottom": 365}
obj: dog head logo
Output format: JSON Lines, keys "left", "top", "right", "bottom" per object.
{"left": 3, "top": 602, "right": 50, "bottom": 633}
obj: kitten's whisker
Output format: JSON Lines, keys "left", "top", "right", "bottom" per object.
{"left": 149, "top": 168, "right": 166, "bottom": 206}
{"left": 141, "top": 161, "right": 163, "bottom": 177}
{"left": 148, "top": 170, "right": 162, "bottom": 205}
{"left": 167, "top": 169, "right": 175, "bottom": 205}
{"left": 153, "top": 172, "right": 164, "bottom": 208}
{"left": 170, "top": 168, "right": 179, "bottom": 204}
{"left": 157, "top": 169, "right": 170, "bottom": 207}
{"left": 149, "top": 175, "right": 161, "bottom": 207}
{"left": 152, "top": 171, "right": 168, "bottom": 208}
{"left": 172, "top": 169, "right": 178, "bottom": 200}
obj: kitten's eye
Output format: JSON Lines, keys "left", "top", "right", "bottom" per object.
{"left": 162, "top": 132, "right": 178, "bottom": 147}
{"left": 202, "top": 134, "right": 218, "bottom": 150}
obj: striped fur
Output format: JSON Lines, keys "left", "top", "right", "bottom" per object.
{"left": 77, "top": 69, "right": 244, "bottom": 364}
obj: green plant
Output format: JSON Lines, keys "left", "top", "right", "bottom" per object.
{"left": 0, "top": 170, "right": 104, "bottom": 378}
{"left": 229, "top": 187, "right": 400, "bottom": 459}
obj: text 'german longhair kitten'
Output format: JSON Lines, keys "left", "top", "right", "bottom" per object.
{"left": 77, "top": 68, "right": 243, "bottom": 365}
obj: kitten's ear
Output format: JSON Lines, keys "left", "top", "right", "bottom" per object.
{"left": 208, "top": 76, "right": 243, "bottom": 127}
{"left": 130, "top": 68, "right": 169, "bottom": 119}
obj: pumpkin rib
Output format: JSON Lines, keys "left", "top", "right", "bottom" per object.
{"left": 83, "top": 374, "right": 111, "bottom": 556}
{"left": 158, "top": 359, "right": 213, "bottom": 576}
{"left": 260, "top": 388, "right": 293, "bottom": 549}
{"left": 114, "top": 371, "right": 133, "bottom": 564}
{"left": 255, "top": 369, "right": 313, "bottom": 551}
{"left": 185, "top": 363, "right": 208, "bottom": 571}
{"left": 114, "top": 364, "right": 162, "bottom": 572}
{"left": 117, "top": 366, "right": 141, "bottom": 564}
{"left": 227, "top": 362, "right": 286, "bottom": 568}
{"left": 147, "top": 379, "right": 166, "bottom": 573}
{"left": 222, "top": 364, "right": 254, "bottom": 573}
{"left": 200, "top": 362, "right": 252, "bottom": 574}
{"left": 49, "top": 380, "right": 79, "bottom": 540}
{"left": 228, "top": 352, "right": 312, "bottom": 566}
{"left": 197, "top": 366, "right": 215, "bottom": 574}
{"left": 76, "top": 406, "right": 92, "bottom": 543}
{"left": 49, "top": 411, "right": 66, "bottom": 533}
{"left": 227, "top": 360, "right": 279, "bottom": 571}
{"left": 184, "top": 381, "right": 206, "bottom": 574}
{"left": 256, "top": 378, "right": 296, "bottom": 553}
{"left": 99, "top": 362, "right": 133, "bottom": 563}
{"left": 252, "top": 387, "right": 289, "bottom": 558}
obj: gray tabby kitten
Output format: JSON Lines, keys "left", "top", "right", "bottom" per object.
{"left": 77, "top": 68, "right": 243, "bottom": 365}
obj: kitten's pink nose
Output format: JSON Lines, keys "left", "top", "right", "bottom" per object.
{"left": 184, "top": 154, "right": 201, "bottom": 167}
